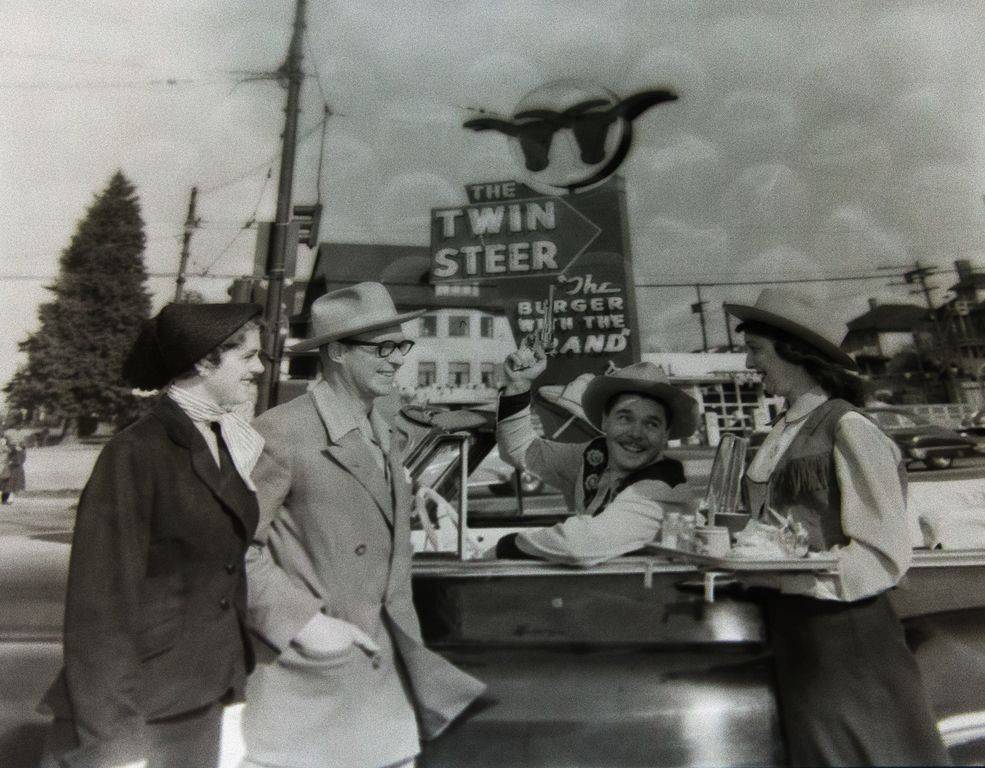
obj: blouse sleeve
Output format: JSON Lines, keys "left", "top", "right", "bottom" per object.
{"left": 831, "top": 411, "right": 912, "bottom": 601}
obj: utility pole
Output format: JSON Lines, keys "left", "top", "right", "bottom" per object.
{"left": 881, "top": 260, "right": 958, "bottom": 402}
{"left": 723, "top": 302, "right": 735, "bottom": 351}
{"left": 691, "top": 284, "right": 708, "bottom": 352}
{"left": 257, "top": 0, "right": 306, "bottom": 414}
{"left": 174, "top": 186, "right": 198, "bottom": 302}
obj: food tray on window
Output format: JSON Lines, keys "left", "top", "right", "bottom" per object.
{"left": 644, "top": 543, "right": 840, "bottom": 572}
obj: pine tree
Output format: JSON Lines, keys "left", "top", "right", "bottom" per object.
{"left": 5, "top": 171, "right": 152, "bottom": 431}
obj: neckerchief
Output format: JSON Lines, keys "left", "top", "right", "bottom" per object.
{"left": 168, "top": 386, "right": 264, "bottom": 491}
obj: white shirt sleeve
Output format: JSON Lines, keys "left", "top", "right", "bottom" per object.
{"left": 831, "top": 411, "right": 912, "bottom": 601}
{"left": 497, "top": 406, "right": 584, "bottom": 502}
{"left": 516, "top": 480, "right": 694, "bottom": 568}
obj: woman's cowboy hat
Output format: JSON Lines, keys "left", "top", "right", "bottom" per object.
{"left": 581, "top": 361, "right": 699, "bottom": 440}
{"left": 122, "top": 302, "right": 262, "bottom": 390}
{"left": 724, "top": 288, "right": 856, "bottom": 369}
{"left": 290, "top": 282, "right": 424, "bottom": 353}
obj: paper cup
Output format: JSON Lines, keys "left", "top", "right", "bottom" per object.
{"left": 695, "top": 526, "right": 731, "bottom": 557}
{"left": 715, "top": 512, "right": 751, "bottom": 540}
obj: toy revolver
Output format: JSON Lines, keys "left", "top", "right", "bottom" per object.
{"left": 512, "top": 285, "right": 557, "bottom": 372}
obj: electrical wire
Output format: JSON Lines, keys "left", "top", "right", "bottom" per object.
{"left": 197, "top": 168, "right": 272, "bottom": 276}
{"left": 197, "top": 117, "right": 328, "bottom": 196}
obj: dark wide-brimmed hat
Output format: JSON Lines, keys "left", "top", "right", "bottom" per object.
{"left": 724, "top": 288, "right": 856, "bottom": 369}
{"left": 289, "top": 282, "right": 424, "bottom": 353}
{"left": 122, "top": 302, "right": 262, "bottom": 390}
{"left": 581, "top": 361, "right": 699, "bottom": 440}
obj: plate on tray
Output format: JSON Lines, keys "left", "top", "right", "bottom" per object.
{"left": 644, "top": 543, "right": 839, "bottom": 572}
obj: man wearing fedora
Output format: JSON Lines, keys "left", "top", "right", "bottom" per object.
{"left": 241, "top": 282, "right": 485, "bottom": 768}
{"left": 492, "top": 343, "right": 698, "bottom": 566}
{"left": 40, "top": 303, "right": 266, "bottom": 768}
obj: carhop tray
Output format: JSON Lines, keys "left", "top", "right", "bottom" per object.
{"left": 644, "top": 543, "right": 840, "bottom": 573}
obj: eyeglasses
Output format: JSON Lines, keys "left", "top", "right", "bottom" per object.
{"left": 340, "top": 339, "right": 415, "bottom": 358}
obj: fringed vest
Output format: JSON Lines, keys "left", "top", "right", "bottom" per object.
{"left": 767, "top": 398, "right": 906, "bottom": 552}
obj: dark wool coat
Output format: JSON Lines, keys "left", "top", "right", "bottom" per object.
{"left": 43, "top": 396, "right": 259, "bottom": 767}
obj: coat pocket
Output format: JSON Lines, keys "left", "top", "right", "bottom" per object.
{"left": 136, "top": 574, "right": 187, "bottom": 661}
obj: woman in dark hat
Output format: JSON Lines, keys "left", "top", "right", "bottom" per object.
{"left": 40, "top": 302, "right": 264, "bottom": 768}
{"left": 725, "top": 289, "right": 949, "bottom": 767}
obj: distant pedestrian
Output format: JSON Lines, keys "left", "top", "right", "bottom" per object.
{"left": 1, "top": 432, "right": 27, "bottom": 503}
{"left": 39, "top": 302, "right": 264, "bottom": 768}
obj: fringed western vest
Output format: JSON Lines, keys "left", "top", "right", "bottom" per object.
{"left": 768, "top": 399, "right": 903, "bottom": 552}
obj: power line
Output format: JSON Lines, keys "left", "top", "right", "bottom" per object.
{"left": 635, "top": 270, "right": 955, "bottom": 289}
{"left": 197, "top": 116, "right": 327, "bottom": 196}
{"left": 0, "top": 77, "right": 227, "bottom": 90}
{"left": 197, "top": 169, "right": 272, "bottom": 276}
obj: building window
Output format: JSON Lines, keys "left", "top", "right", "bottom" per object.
{"left": 419, "top": 315, "right": 437, "bottom": 337}
{"left": 480, "top": 362, "right": 498, "bottom": 387}
{"left": 448, "top": 315, "right": 470, "bottom": 337}
{"left": 480, "top": 315, "right": 494, "bottom": 338}
{"left": 448, "top": 362, "right": 470, "bottom": 386}
{"left": 417, "top": 362, "right": 436, "bottom": 387}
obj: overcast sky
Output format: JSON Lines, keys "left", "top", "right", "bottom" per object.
{"left": 2, "top": 0, "right": 984, "bottom": 393}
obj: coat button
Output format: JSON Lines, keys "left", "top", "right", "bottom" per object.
{"left": 225, "top": 563, "right": 237, "bottom": 574}
{"left": 354, "top": 544, "right": 367, "bottom": 556}
{"left": 219, "top": 598, "right": 231, "bottom": 610}
{"left": 372, "top": 656, "right": 381, "bottom": 670}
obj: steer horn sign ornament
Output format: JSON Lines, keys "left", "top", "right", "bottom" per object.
{"left": 464, "top": 81, "right": 678, "bottom": 193}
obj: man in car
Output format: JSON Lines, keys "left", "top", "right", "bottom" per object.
{"left": 241, "top": 282, "right": 484, "bottom": 768}
{"left": 492, "top": 342, "right": 699, "bottom": 566}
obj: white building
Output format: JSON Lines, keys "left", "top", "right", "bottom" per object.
{"left": 643, "top": 352, "right": 782, "bottom": 446}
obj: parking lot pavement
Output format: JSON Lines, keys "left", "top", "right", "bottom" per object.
{"left": 22, "top": 444, "right": 100, "bottom": 494}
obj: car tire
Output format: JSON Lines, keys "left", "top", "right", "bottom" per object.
{"left": 926, "top": 454, "right": 954, "bottom": 470}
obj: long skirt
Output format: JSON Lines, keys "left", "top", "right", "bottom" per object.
{"left": 765, "top": 591, "right": 951, "bottom": 767}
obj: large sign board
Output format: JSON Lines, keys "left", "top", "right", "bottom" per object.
{"left": 430, "top": 177, "right": 639, "bottom": 390}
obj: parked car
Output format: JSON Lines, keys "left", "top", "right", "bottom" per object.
{"left": 864, "top": 406, "right": 979, "bottom": 470}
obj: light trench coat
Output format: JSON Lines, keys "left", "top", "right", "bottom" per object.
{"left": 242, "top": 381, "right": 485, "bottom": 768}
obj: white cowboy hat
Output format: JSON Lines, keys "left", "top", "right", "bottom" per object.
{"left": 581, "top": 361, "right": 699, "bottom": 440}
{"left": 537, "top": 373, "right": 595, "bottom": 422}
{"left": 289, "top": 282, "right": 425, "bottom": 353}
{"left": 724, "top": 288, "right": 856, "bottom": 369}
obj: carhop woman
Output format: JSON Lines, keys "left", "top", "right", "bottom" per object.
{"left": 39, "top": 302, "right": 265, "bottom": 768}
{"left": 725, "top": 288, "right": 950, "bottom": 767}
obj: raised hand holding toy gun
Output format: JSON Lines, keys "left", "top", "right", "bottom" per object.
{"left": 504, "top": 285, "right": 555, "bottom": 389}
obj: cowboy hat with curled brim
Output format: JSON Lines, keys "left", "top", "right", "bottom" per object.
{"left": 724, "top": 288, "right": 857, "bottom": 369}
{"left": 289, "top": 282, "right": 425, "bottom": 354}
{"left": 538, "top": 373, "right": 596, "bottom": 422}
{"left": 581, "top": 362, "right": 699, "bottom": 440}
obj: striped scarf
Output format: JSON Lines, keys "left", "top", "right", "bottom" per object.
{"left": 168, "top": 386, "right": 264, "bottom": 491}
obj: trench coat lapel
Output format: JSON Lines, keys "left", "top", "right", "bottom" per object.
{"left": 152, "top": 396, "right": 254, "bottom": 528}
{"left": 310, "top": 386, "right": 395, "bottom": 528}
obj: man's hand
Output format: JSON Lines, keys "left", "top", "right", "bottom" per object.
{"left": 291, "top": 613, "right": 381, "bottom": 659}
{"left": 503, "top": 337, "right": 547, "bottom": 394}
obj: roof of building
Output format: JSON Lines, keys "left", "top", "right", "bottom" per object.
{"left": 949, "top": 273, "right": 985, "bottom": 292}
{"left": 300, "top": 242, "right": 510, "bottom": 318}
{"left": 642, "top": 352, "right": 751, "bottom": 379}
{"left": 845, "top": 303, "right": 930, "bottom": 332}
